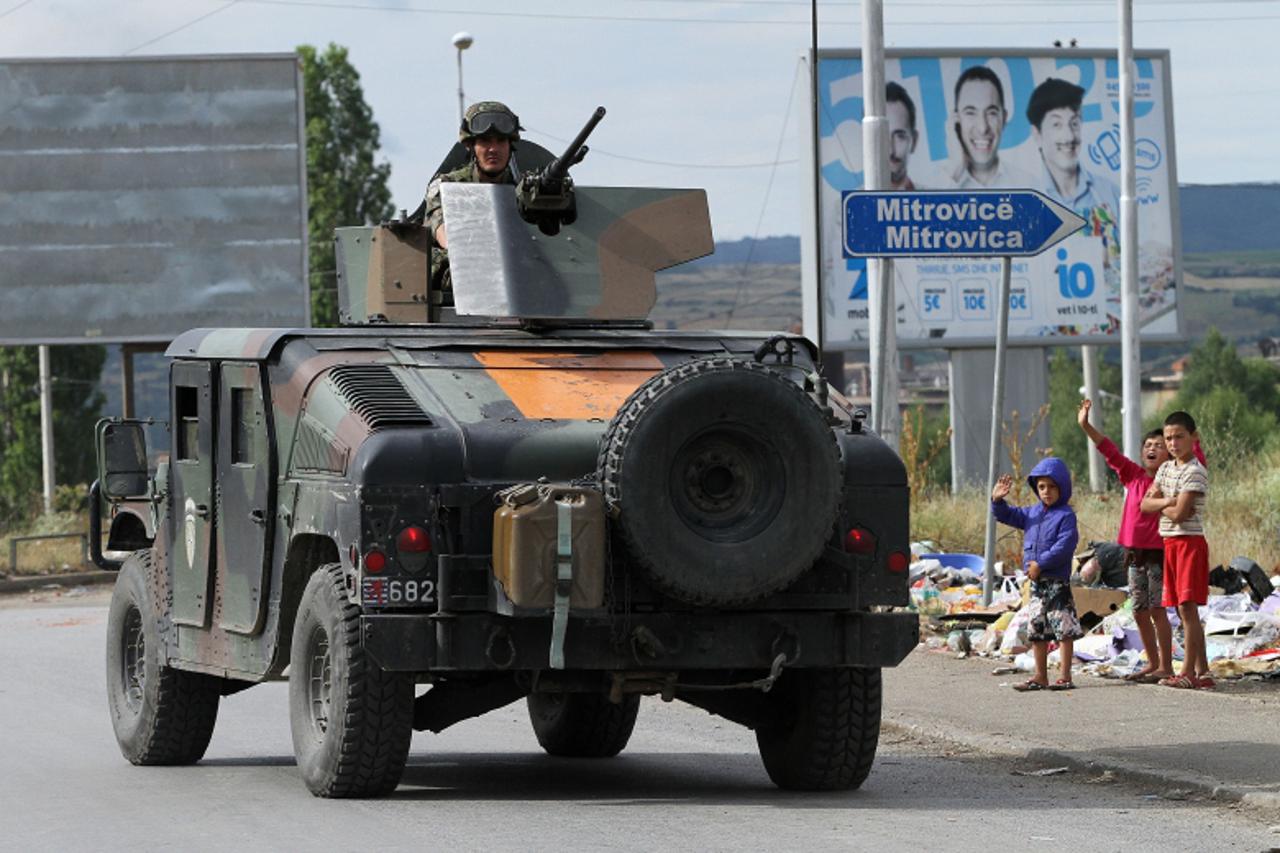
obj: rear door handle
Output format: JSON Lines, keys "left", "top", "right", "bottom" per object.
{"left": 194, "top": 504, "right": 209, "bottom": 519}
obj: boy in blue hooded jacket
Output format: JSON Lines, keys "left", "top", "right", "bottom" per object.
{"left": 991, "top": 456, "right": 1083, "bottom": 691}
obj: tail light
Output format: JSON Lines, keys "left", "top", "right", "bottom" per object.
{"left": 844, "top": 526, "right": 877, "bottom": 555}
{"left": 363, "top": 549, "right": 387, "bottom": 573}
{"left": 887, "top": 551, "right": 910, "bottom": 573}
{"left": 396, "top": 525, "right": 432, "bottom": 553}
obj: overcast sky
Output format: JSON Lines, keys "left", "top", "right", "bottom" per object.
{"left": 2, "top": 0, "right": 1278, "bottom": 240}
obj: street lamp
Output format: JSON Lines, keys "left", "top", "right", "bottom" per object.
{"left": 451, "top": 31, "right": 473, "bottom": 125}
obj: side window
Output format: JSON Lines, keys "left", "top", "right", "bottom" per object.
{"left": 230, "top": 387, "right": 253, "bottom": 465}
{"left": 175, "top": 385, "right": 199, "bottom": 461}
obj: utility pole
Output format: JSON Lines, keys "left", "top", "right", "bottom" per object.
{"left": 1118, "top": 0, "right": 1141, "bottom": 457}
{"left": 861, "top": 0, "right": 899, "bottom": 449}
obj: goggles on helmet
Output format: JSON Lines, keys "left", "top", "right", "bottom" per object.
{"left": 464, "top": 110, "right": 519, "bottom": 138}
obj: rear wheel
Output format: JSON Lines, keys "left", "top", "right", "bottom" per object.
{"left": 289, "top": 565, "right": 413, "bottom": 798}
{"left": 105, "top": 550, "right": 220, "bottom": 765}
{"left": 756, "top": 668, "right": 881, "bottom": 791}
{"left": 527, "top": 692, "right": 640, "bottom": 758}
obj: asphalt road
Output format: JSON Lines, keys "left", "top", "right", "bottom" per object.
{"left": 2, "top": 587, "right": 1276, "bottom": 852}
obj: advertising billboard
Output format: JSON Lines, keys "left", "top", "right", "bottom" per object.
{"left": 813, "top": 49, "right": 1181, "bottom": 349}
{"left": 0, "top": 54, "right": 308, "bottom": 345}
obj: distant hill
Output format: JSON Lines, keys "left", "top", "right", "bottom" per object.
{"left": 697, "top": 182, "right": 1280, "bottom": 262}
{"left": 1179, "top": 182, "right": 1280, "bottom": 253}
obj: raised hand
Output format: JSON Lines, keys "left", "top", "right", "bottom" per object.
{"left": 991, "top": 474, "right": 1013, "bottom": 502}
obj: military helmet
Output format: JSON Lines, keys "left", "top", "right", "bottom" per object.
{"left": 459, "top": 101, "right": 522, "bottom": 143}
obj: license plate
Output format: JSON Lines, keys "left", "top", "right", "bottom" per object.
{"left": 361, "top": 577, "right": 437, "bottom": 607}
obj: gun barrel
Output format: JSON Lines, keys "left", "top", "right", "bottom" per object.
{"left": 546, "top": 106, "right": 606, "bottom": 183}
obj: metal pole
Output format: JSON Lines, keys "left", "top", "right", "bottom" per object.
{"left": 1119, "top": 0, "right": 1141, "bottom": 457}
{"left": 456, "top": 49, "right": 465, "bottom": 125}
{"left": 981, "top": 257, "right": 1012, "bottom": 606}
{"left": 810, "top": 0, "right": 825, "bottom": 363}
{"left": 38, "top": 344, "right": 54, "bottom": 516}
{"left": 121, "top": 344, "right": 135, "bottom": 419}
{"left": 861, "top": 0, "right": 899, "bottom": 449}
{"left": 1081, "top": 344, "right": 1104, "bottom": 492}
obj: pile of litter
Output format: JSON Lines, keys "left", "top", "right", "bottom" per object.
{"left": 908, "top": 547, "right": 1280, "bottom": 682}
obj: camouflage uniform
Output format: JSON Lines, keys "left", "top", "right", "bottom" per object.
{"left": 425, "top": 159, "right": 516, "bottom": 291}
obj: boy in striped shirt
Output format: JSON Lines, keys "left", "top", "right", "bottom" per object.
{"left": 1140, "top": 411, "right": 1212, "bottom": 690}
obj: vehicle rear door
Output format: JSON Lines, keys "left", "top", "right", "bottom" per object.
{"left": 170, "top": 361, "right": 215, "bottom": 628}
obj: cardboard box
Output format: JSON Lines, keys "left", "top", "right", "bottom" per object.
{"left": 1071, "top": 586, "right": 1128, "bottom": 620}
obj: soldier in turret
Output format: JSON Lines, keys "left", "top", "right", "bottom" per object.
{"left": 424, "top": 100, "right": 524, "bottom": 289}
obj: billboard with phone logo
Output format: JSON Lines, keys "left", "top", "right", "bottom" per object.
{"left": 810, "top": 48, "right": 1180, "bottom": 349}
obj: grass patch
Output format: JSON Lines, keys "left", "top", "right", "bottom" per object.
{"left": 914, "top": 447, "right": 1280, "bottom": 572}
{"left": 1, "top": 511, "right": 91, "bottom": 576}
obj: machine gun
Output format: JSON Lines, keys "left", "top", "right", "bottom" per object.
{"left": 516, "top": 106, "right": 606, "bottom": 236}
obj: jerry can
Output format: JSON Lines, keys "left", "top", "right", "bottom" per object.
{"left": 492, "top": 483, "right": 605, "bottom": 608}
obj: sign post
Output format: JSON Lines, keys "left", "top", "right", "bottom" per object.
{"left": 843, "top": 189, "right": 1085, "bottom": 604}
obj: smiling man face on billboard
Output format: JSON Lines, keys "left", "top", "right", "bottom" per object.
{"left": 886, "top": 81, "right": 919, "bottom": 190}
{"left": 947, "top": 66, "right": 1031, "bottom": 189}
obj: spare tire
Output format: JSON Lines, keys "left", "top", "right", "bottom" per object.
{"left": 599, "top": 357, "right": 842, "bottom": 606}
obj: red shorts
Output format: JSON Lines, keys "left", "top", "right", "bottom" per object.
{"left": 1162, "top": 535, "right": 1209, "bottom": 607}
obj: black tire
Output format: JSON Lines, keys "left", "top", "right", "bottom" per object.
{"left": 527, "top": 692, "right": 640, "bottom": 758}
{"left": 756, "top": 668, "right": 882, "bottom": 791}
{"left": 289, "top": 564, "right": 413, "bottom": 798}
{"left": 599, "top": 357, "right": 842, "bottom": 606}
{"left": 105, "top": 550, "right": 220, "bottom": 765}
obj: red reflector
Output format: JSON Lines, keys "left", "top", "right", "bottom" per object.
{"left": 396, "top": 525, "right": 432, "bottom": 554}
{"left": 844, "top": 527, "right": 876, "bottom": 555}
{"left": 364, "top": 549, "right": 387, "bottom": 573}
{"left": 887, "top": 551, "right": 910, "bottom": 573}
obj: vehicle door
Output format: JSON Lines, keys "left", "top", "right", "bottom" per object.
{"left": 169, "top": 361, "right": 215, "bottom": 628}
{"left": 216, "top": 362, "right": 274, "bottom": 635}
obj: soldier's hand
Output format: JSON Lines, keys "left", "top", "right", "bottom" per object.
{"left": 435, "top": 223, "right": 448, "bottom": 250}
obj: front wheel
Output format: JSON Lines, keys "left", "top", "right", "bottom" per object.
{"left": 288, "top": 565, "right": 413, "bottom": 798}
{"left": 105, "top": 550, "right": 220, "bottom": 765}
{"left": 755, "top": 668, "right": 882, "bottom": 791}
{"left": 527, "top": 692, "right": 640, "bottom": 758}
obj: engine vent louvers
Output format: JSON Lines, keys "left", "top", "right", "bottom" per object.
{"left": 328, "top": 364, "right": 432, "bottom": 430}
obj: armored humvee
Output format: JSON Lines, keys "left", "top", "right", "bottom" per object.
{"left": 94, "top": 124, "right": 917, "bottom": 797}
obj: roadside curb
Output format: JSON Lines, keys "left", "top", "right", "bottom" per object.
{"left": 0, "top": 570, "right": 117, "bottom": 594}
{"left": 881, "top": 715, "right": 1280, "bottom": 819}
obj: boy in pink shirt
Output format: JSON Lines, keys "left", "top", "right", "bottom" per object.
{"left": 1078, "top": 399, "right": 1178, "bottom": 682}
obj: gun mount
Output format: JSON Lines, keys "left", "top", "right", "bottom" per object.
{"left": 516, "top": 106, "right": 606, "bottom": 236}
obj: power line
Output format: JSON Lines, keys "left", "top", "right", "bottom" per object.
{"left": 233, "top": 0, "right": 1280, "bottom": 27}
{"left": 0, "top": 0, "right": 37, "bottom": 19}
{"left": 122, "top": 0, "right": 241, "bottom": 56}
{"left": 525, "top": 127, "right": 798, "bottom": 170}
{"left": 727, "top": 57, "right": 802, "bottom": 326}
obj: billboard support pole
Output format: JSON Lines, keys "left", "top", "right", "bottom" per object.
{"left": 1119, "top": 0, "right": 1142, "bottom": 457}
{"left": 1082, "top": 345, "right": 1104, "bottom": 492}
{"left": 861, "top": 0, "right": 899, "bottom": 448}
{"left": 809, "top": 1, "right": 826, "bottom": 364}
{"left": 982, "top": 256, "right": 1012, "bottom": 607}
{"left": 38, "top": 345, "right": 55, "bottom": 516}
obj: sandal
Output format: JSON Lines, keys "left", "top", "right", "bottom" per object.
{"left": 1049, "top": 678, "right": 1074, "bottom": 691}
{"left": 1159, "top": 675, "right": 1197, "bottom": 689}
{"left": 1012, "top": 679, "right": 1048, "bottom": 692}
{"left": 1123, "top": 671, "right": 1153, "bottom": 682}
{"left": 1134, "top": 672, "right": 1166, "bottom": 684}
{"left": 1195, "top": 676, "right": 1216, "bottom": 690}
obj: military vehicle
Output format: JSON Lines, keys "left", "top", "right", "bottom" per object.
{"left": 93, "top": 109, "right": 917, "bottom": 798}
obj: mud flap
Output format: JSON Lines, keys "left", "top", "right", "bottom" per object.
{"left": 549, "top": 498, "right": 573, "bottom": 669}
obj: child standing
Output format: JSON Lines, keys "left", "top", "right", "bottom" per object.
{"left": 1077, "top": 399, "right": 1176, "bottom": 683}
{"left": 991, "top": 457, "right": 1082, "bottom": 691}
{"left": 1141, "top": 411, "right": 1212, "bottom": 690}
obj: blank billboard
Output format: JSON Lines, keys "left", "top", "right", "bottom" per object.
{"left": 0, "top": 54, "right": 308, "bottom": 344}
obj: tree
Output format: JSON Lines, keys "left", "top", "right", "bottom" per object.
{"left": 1168, "top": 328, "right": 1280, "bottom": 459}
{"left": 0, "top": 345, "right": 106, "bottom": 525}
{"left": 299, "top": 44, "right": 395, "bottom": 327}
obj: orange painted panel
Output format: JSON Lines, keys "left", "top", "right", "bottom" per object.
{"left": 475, "top": 350, "right": 664, "bottom": 420}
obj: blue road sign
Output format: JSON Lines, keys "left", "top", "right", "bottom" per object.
{"left": 842, "top": 189, "right": 1086, "bottom": 259}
